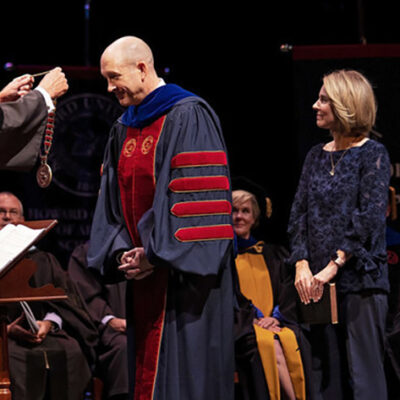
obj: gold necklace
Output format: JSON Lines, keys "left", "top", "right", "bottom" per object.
{"left": 329, "top": 143, "right": 353, "bottom": 176}
{"left": 328, "top": 136, "right": 366, "bottom": 176}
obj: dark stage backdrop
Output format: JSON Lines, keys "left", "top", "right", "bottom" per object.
{"left": 2, "top": 44, "right": 400, "bottom": 267}
{"left": 290, "top": 44, "right": 400, "bottom": 232}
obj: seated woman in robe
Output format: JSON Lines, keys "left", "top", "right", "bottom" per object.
{"left": 232, "top": 187, "right": 306, "bottom": 400}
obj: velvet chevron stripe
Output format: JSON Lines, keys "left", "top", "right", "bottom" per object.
{"left": 174, "top": 224, "right": 234, "bottom": 242}
{"left": 170, "top": 200, "right": 232, "bottom": 217}
{"left": 170, "top": 151, "right": 227, "bottom": 168}
{"left": 168, "top": 176, "right": 230, "bottom": 193}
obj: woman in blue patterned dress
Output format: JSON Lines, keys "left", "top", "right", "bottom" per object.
{"left": 287, "top": 69, "right": 390, "bottom": 400}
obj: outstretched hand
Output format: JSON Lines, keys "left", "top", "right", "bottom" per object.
{"left": 37, "top": 67, "right": 68, "bottom": 100}
{"left": 0, "top": 74, "right": 34, "bottom": 103}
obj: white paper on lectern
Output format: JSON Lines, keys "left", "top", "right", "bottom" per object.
{"left": 0, "top": 224, "right": 45, "bottom": 274}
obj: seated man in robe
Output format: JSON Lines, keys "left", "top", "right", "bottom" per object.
{"left": 68, "top": 241, "right": 129, "bottom": 400}
{"left": 0, "top": 191, "right": 98, "bottom": 400}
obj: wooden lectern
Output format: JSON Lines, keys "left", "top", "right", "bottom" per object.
{"left": 0, "top": 220, "right": 67, "bottom": 399}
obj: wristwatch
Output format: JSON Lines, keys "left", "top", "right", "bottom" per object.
{"left": 333, "top": 254, "right": 346, "bottom": 268}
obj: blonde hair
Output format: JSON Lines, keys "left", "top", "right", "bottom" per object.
{"left": 232, "top": 190, "right": 260, "bottom": 227}
{"left": 323, "top": 69, "right": 376, "bottom": 136}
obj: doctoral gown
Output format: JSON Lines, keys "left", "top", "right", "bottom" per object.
{"left": 88, "top": 86, "right": 236, "bottom": 400}
{"left": 235, "top": 240, "right": 306, "bottom": 400}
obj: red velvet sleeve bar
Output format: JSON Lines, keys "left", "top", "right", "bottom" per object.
{"left": 175, "top": 225, "right": 234, "bottom": 242}
{"left": 168, "top": 176, "right": 230, "bottom": 193}
{"left": 171, "top": 151, "right": 227, "bottom": 168}
{"left": 171, "top": 200, "right": 232, "bottom": 217}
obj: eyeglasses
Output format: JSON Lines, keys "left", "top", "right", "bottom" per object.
{"left": 0, "top": 208, "right": 21, "bottom": 217}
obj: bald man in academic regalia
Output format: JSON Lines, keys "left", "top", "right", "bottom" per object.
{"left": 87, "top": 36, "right": 236, "bottom": 400}
{"left": 0, "top": 68, "right": 68, "bottom": 170}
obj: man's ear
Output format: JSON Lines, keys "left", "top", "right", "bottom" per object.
{"left": 137, "top": 61, "right": 148, "bottom": 81}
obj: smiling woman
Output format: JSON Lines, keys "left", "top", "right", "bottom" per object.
{"left": 312, "top": 87, "right": 336, "bottom": 131}
{"left": 288, "top": 69, "right": 390, "bottom": 399}
{"left": 232, "top": 191, "right": 258, "bottom": 240}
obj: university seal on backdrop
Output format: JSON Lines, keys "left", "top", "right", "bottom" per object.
{"left": 49, "top": 93, "right": 123, "bottom": 197}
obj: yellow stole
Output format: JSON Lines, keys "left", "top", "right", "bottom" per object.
{"left": 236, "top": 242, "right": 306, "bottom": 400}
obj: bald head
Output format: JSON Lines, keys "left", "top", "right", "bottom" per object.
{"left": 101, "top": 36, "right": 154, "bottom": 68}
{"left": 100, "top": 36, "right": 160, "bottom": 106}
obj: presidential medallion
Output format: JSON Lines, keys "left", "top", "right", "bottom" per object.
{"left": 36, "top": 162, "right": 53, "bottom": 188}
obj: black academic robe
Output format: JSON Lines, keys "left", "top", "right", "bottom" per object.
{"left": 263, "top": 243, "right": 321, "bottom": 400}
{"left": 236, "top": 242, "right": 306, "bottom": 400}
{"left": 6, "top": 249, "right": 98, "bottom": 400}
{"left": 68, "top": 242, "right": 129, "bottom": 398}
{"left": 0, "top": 90, "right": 48, "bottom": 171}
{"left": 88, "top": 96, "right": 236, "bottom": 400}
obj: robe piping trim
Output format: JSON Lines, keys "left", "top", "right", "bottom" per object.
{"left": 150, "top": 281, "right": 168, "bottom": 400}
{"left": 170, "top": 200, "right": 232, "bottom": 217}
{"left": 174, "top": 224, "right": 234, "bottom": 242}
{"left": 152, "top": 116, "right": 166, "bottom": 186}
{"left": 168, "top": 176, "right": 230, "bottom": 193}
{"left": 170, "top": 151, "right": 227, "bottom": 168}
{"left": 132, "top": 269, "right": 168, "bottom": 400}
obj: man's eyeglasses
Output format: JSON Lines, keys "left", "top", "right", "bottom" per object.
{"left": 0, "top": 208, "right": 21, "bottom": 217}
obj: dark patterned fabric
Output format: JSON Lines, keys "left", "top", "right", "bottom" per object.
{"left": 288, "top": 139, "right": 390, "bottom": 294}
